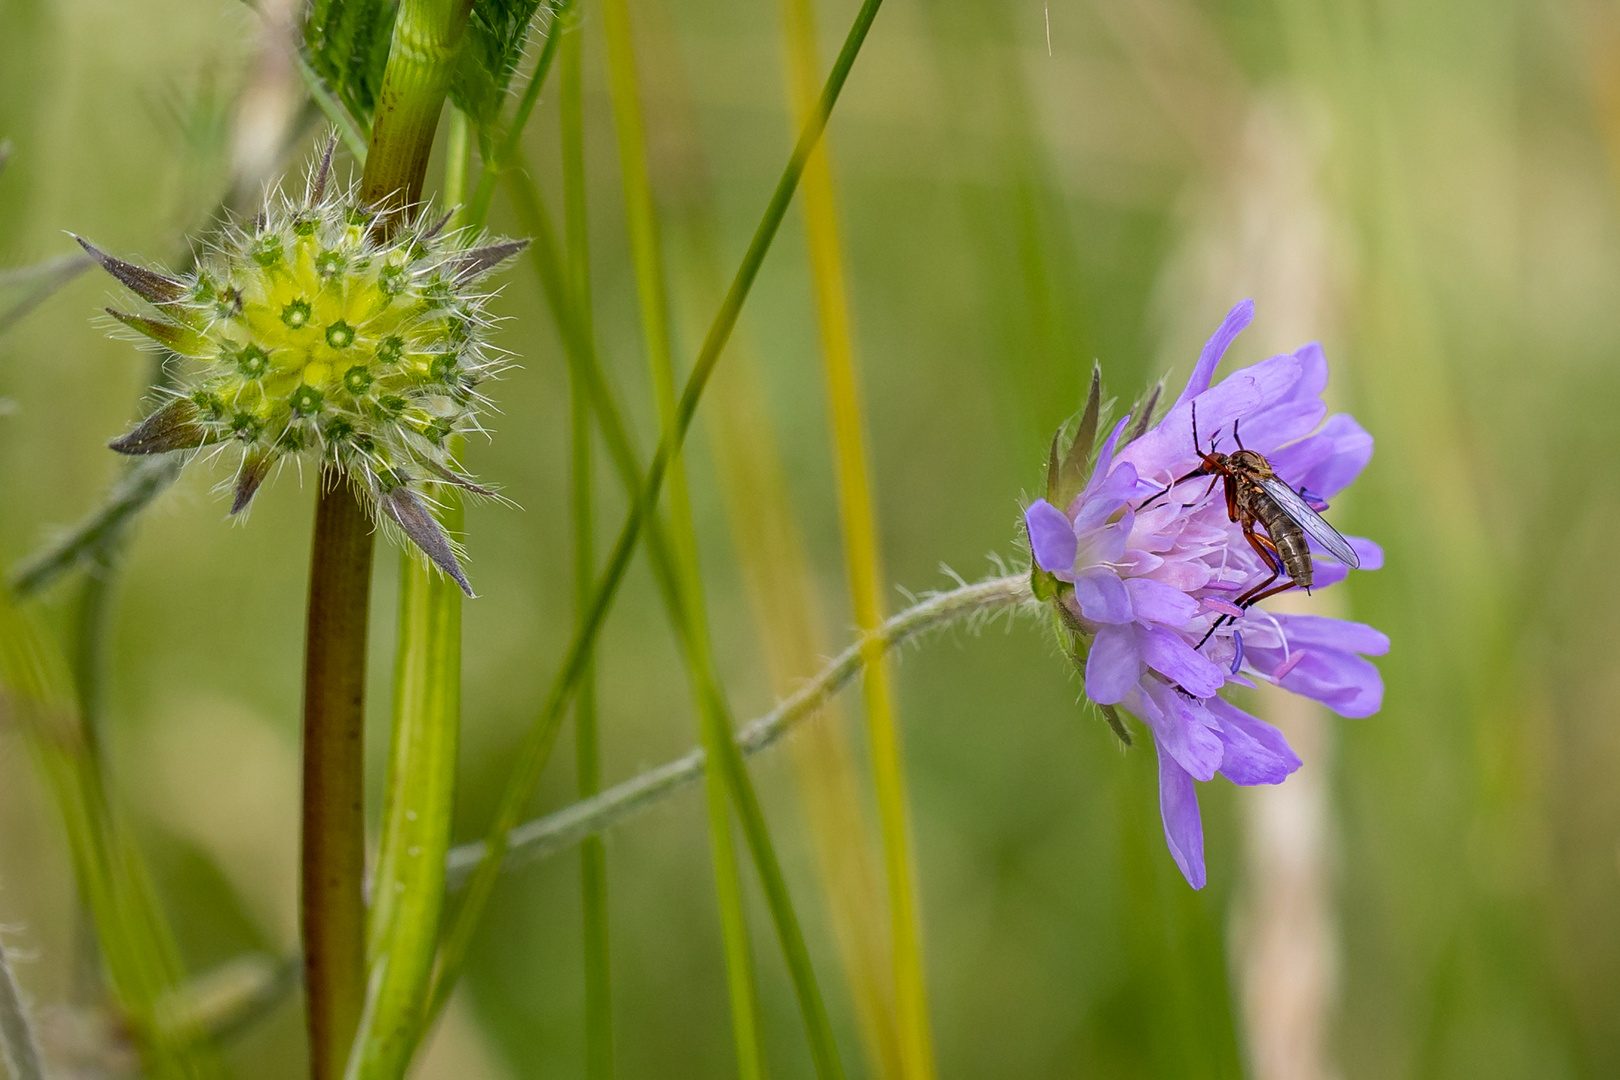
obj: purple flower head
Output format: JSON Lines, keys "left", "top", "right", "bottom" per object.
{"left": 1024, "top": 300, "right": 1387, "bottom": 889}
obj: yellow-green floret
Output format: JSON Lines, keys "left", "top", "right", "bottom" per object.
{"left": 79, "top": 153, "right": 526, "bottom": 593}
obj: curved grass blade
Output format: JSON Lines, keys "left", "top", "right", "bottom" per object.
{"left": 427, "top": 0, "right": 889, "bottom": 1045}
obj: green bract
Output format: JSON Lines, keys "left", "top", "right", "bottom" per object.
{"left": 77, "top": 150, "right": 526, "bottom": 594}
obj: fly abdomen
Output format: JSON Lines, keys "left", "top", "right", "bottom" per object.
{"left": 1253, "top": 493, "right": 1313, "bottom": 588}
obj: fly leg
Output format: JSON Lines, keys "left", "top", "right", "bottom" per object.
{"left": 1196, "top": 526, "right": 1287, "bottom": 649}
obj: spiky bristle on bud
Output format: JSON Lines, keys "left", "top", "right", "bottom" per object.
{"left": 85, "top": 151, "right": 527, "bottom": 591}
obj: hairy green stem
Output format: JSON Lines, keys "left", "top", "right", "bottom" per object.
{"left": 445, "top": 575, "right": 1034, "bottom": 880}
{"left": 346, "top": 106, "right": 473, "bottom": 1080}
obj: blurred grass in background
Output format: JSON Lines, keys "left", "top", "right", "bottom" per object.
{"left": 2, "top": 0, "right": 1618, "bottom": 1077}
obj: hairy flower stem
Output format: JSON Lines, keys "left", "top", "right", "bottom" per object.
{"left": 445, "top": 575, "right": 1035, "bottom": 878}
{"left": 300, "top": 3, "right": 472, "bottom": 1076}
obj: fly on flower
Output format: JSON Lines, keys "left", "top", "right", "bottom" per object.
{"left": 1140, "top": 402, "right": 1361, "bottom": 646}
{"left": 1022, "top": 298, "right": 1388, "bottom": 889}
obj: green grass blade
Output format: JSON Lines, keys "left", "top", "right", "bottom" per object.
{"left": 775, "top": 0, "right": 933, "bottom": 1074}
{"left": 0, "top": 595, "right": 226, "bottom": 1080}
{"left": 559, "top": 22, "right": 616, "bottom": 1078}
{"left": 427, "top": 0, "right": 889, "bottom": 1026}
{"left": 598, "top": 3, "right": 775, "bottom": 1077}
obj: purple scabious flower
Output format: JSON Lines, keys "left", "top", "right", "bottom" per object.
{"left": 1025, "top": 299, "right": 1387, "bottom": 888}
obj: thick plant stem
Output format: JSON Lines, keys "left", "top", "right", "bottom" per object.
{"left": 777, "top": 0, "right": 934, "bottom": 1072}
{"left": 302, "top": 475, "right": 376, "bottom": 1080}
{"left": 364, "top": 0, "right": 474, "bottom": 211}
{"left": 299, "top": 3, "right": 470, "bottom": 1075}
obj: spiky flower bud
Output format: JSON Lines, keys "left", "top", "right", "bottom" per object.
{"left": 79, "top": 145, "right": 527, "bottom": 594}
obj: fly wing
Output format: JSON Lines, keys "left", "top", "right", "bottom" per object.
{"left": 1256, "top": 475, "right": 1361, "bottom": 568}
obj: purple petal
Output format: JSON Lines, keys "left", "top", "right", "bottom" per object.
{"left": 1173, "top": 299, "right": 1255, "bottom": 410}
{"left": 1270, "top": 414, "right": 1373, "bottom": 501}
{"left": 1209, "top": 698, "right": 1302, "bottom": 785}
{"left": 1271, "top": 613, "right": 1389, "bottom": 656}
{"left": 1127, "top": 577, "right": 1199, "bottom": 626}
{"left": 1231, "top": 397, "right": 1327, "bottom": 456}
{"left": 1025, "top": 499, "right": 1077, "bottom": 573}
{"left": 1145, "top": 558, "right": 1214, "bottom": 592}
{"left": 1290, "top": 341, "right": 1329, "bottom": 402}
{"left": 1085, "top": 624, "right": 1141, "bottom": 705}
{"left": 1073, "top": 416, "right": 1134, "bottom": 512}
{"left": 1141, "top": 682, "right": 1226, "bottom": 781}
{"left": 1071, "top": 462, "right": 1143, "bottom": 531}
{"left": 1074, "top": 567, "right": 1134, "bottom": 624}
{"left": 1140, "top": 626, "right": 1225, "bottom": 696}
{"left": 1264, "top": 649, "right": 1385, "bottom": 718}
{"left": 1120, "top": 353, "right": 1304, "bottom": 480}
{"left": 1155, "top": 741, "right": 1207, "bottom": 889}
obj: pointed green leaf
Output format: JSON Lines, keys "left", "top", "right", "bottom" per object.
{"left": 449, "top": 0, "right": 552, "bottom": 124}
{"left": 302, "top": 0, "right": 398, "bottom": 123}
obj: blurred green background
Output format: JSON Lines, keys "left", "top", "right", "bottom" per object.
{"left": 1, "top": 0, "right": 1616, "bottom": 1076}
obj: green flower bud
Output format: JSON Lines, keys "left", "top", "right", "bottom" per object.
{"left": 84, "top": 144, "right": 529, "bottom": 589}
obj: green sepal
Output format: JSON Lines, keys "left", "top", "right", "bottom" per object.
{"left": 1097, "top": 705, "right": 1132, "bottom": 747}
{"left": 105, "top": 308, "right": 209, "bottom": 357}
{"left": 1031, "top": 564, "right": 1060, "bottom": 603}
{"left": 1126, "top": 377, "right": 1165, "bottom": 444}
{"left": 1047, "top": 590, "right": 1132, "bottom": 748}
{"left": 1051, "top": 364, "right": 1102, "bottom": 510}
{"left": 108, "top": 397, "right": 214, "bottom": 455}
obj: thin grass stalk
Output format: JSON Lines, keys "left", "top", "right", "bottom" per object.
{"left": 428, "top": 0, "right": 888, "bottom": 1028}
{"left": 776, "top": 0, "right": 934, "bottom": 1072}
{"left": 483, "top": 165, "right": 774, "bottom": 1068}
{"left": 346, "top": 108, "right": 473, "bottom": 1080}
{"left": 628, "top": 6, "right": 899, "bottom": 1065}
{"left": 598, "top": 4, "right": 778, "bottom": 1075}
{"left": 0, "top": 597, "right": 225, "bottom": 1080}
{"left": 303, "top": 3, "right": 472, "bottom": 1076}
{"left": 559, "top": 20, "right": 616, "bottom": 1078}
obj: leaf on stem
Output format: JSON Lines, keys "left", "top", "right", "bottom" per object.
{"left": 450, "top": 0, "right": 548, "bottom": 124}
